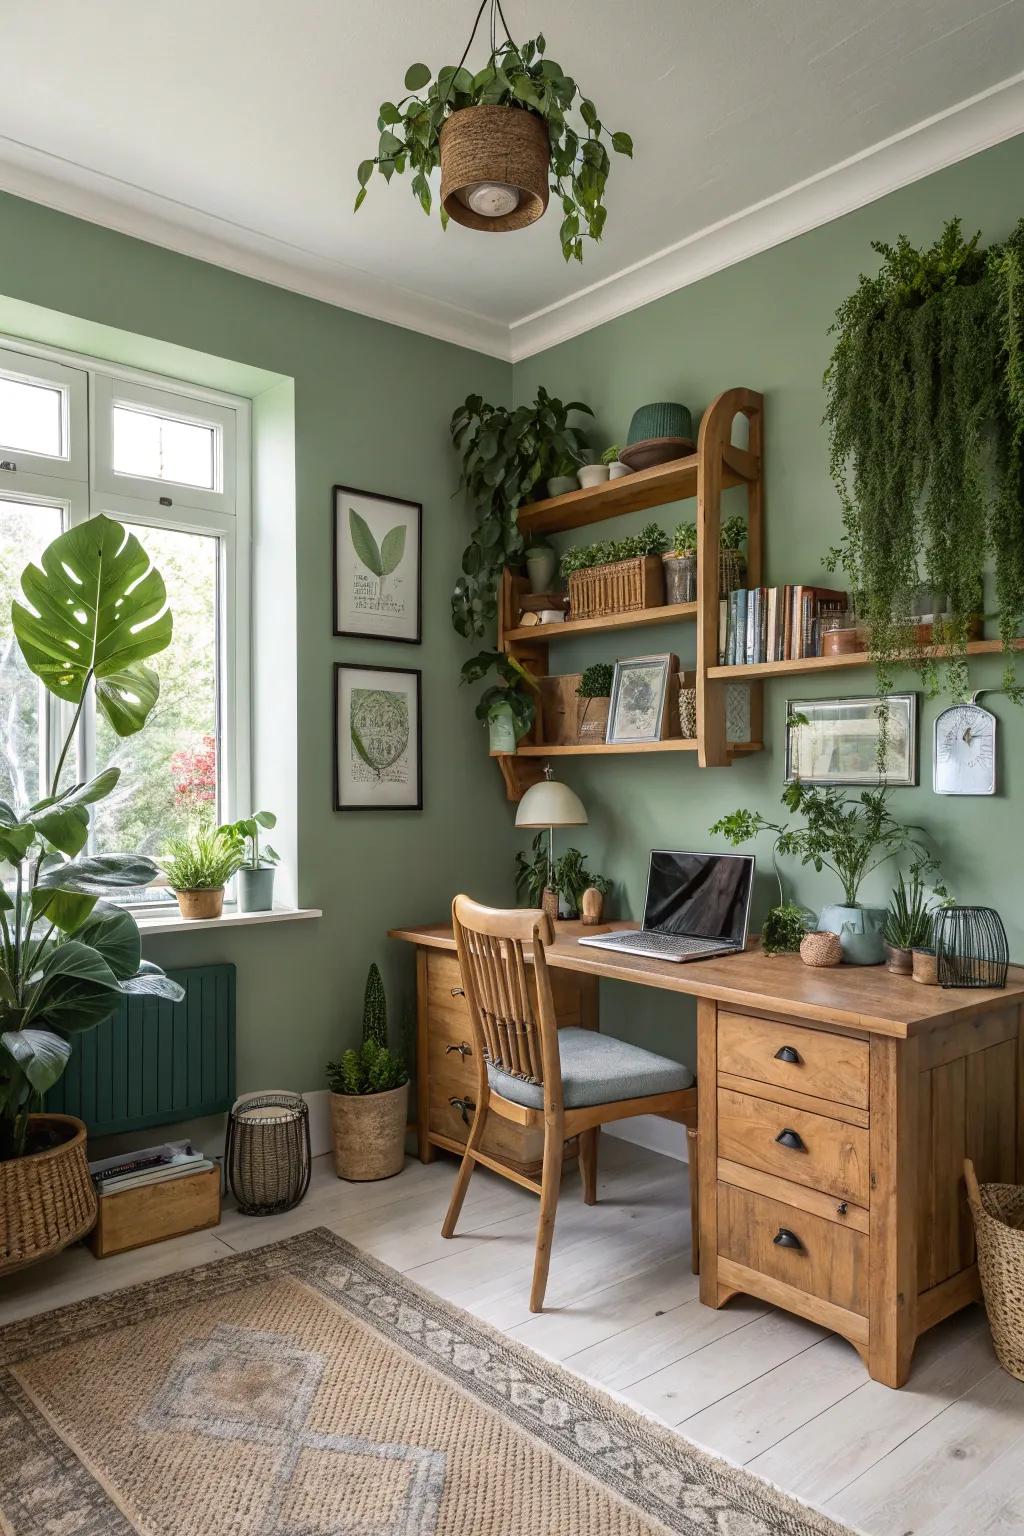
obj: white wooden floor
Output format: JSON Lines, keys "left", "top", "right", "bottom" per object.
{"left": 3, "top": 1137, "right": 1023, "bottom": 1536}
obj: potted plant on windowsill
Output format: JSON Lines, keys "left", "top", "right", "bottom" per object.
{"left": 220, "top": 810, "right": 279, "bottom": 913}
{"left": 327, "top": 963, "right": 409, "bottom": 1181}
{"left": 1, "top": 515, "right": 183, "bottom": 1274}
{"left": 461, "top": 649, "right": 540, "bottom": 754}
{"left": 160, "top": 825, "right": 244, "bottom": 921}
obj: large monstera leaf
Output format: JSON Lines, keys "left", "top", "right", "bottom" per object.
{"left": 12, "top": 514, "right": 172, "bottom": 736}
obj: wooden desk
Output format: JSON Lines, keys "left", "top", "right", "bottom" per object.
{"left": 390, "top": 921, "right": 1024, "bottom": 1387}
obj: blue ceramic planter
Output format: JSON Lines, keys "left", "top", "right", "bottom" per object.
{"left": 817, "top": 903, "right": 887, "bottom": 965}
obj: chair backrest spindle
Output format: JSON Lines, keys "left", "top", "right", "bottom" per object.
{"left": 452, "top": 896, "right": 560, "bottom": 1096}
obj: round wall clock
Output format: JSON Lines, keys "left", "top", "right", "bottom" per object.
{"left": 933, "top": 697, "right": 997, "bottom": 795}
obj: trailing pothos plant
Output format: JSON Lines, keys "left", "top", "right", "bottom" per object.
{"left": 824, "top": 216, "right": 1024, "bottom": 705}
{"left": 450, "top": 387, "right": 592, "bottom": 639}
{"left": 460, "top": 649, "right": 539, "bottom": 737}
{"left": 1, "top": 515, "right": 184, "bottom": 1162}
{"left": 355, "top": 19, "right": 633, "bottom": 262}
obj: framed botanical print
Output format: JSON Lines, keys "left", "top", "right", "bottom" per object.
{"left": 333, "top": 485, "right": 422, "bottom": 643}
{"left": 606, "top": 654, "right": 675, "bottom": 744}
{"left": 334, "top": 663, "right": 422, "bottom": 811}
{"left": 785, "top": 693, "right": 918, "bottom": 786}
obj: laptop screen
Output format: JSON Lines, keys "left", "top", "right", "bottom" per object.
{"left": 643, "top": 851, "right": 754, "bottom": 945}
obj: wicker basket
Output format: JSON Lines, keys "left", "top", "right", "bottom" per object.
{"left": 964, "top": 1158, "right": 1024, "bottom": 1382}
{"left": 568, "top": 554, "right": 665, "bottom": 620}
{"left": 440, "top": 106, "right": 549, "bottom": 232}
{"left": 225, "top": 1092, "right": 312, "bottom": 1216}
{"left": 800, "top": 931, "right": 844, "bottom": 968}
{"left": 0, "top": 1114, "right": 96, "bottom": 1274}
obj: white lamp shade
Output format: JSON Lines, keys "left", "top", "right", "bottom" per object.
{"left": 515, "top": 778, "right": 588, "bottom": 828}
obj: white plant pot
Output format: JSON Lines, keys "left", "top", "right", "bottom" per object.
{"left": 577, "top": 464, "right": 610, "bottom": 489}
{"left": 607, "top": 461, "right": 631, "bottom": 479}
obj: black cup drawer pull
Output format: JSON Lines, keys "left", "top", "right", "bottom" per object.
{"left": 775, "top": 1127, "right": 805, "bottom": 1151}
{"left": 448, "top": 1095, "right": 475, "bottom": 1125}
{"left": 445, "top": 1041, "right": 472, "bottom": 1059}
{"left": 450, "top": 986, "right": 465, "bottom": 997}
{"left": 773, "top": 1227, "right": 804, "bottom": 1251}
{"left": 774, "top": 1044, "right": 801, "bottom": 1064}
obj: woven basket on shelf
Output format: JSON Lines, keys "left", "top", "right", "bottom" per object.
{"left": 964, "top": 1158, "right": 1024, "bottom": 1382}
{"left": 440, "top": 106, "right": 549, "bottom": 232}
{"left": 0, "top": 1114, "right": 96, "bottom": 1274}
{"left": 568, "top": 554, "right": 665, "bottom": 620}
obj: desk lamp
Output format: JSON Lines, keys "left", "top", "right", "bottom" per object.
{"left": 514, "top": 766, "right": 588, "bottom": 920}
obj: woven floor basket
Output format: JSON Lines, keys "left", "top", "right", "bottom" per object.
{"left": 965, "top": 1158, "right": 1024, "bottom": 1382}
{"left": 568, "top": 554, "right": 665, "bottom": 620}
{"left": 440, "top": 105, "right": 549, "bottom": 232}
{"left": 0, "top": 1114, "right": 96, "bottom": 1274}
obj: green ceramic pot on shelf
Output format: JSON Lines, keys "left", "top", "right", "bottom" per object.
{"left": 626, "top": 401, "right": 694, "bottom": 444}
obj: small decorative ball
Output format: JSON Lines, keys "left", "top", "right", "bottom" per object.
{"left": 800, "top": 930, "right": 843, "bottom": 968}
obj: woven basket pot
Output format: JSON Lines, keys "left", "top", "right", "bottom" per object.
{"left": 330, "top": 1080, "right": 408, "bottom": 1182}
{"left": 0, "top": 1114, "right": 96, "bottom": 1274}
{"left": 440, "top": 105, "right": 549, "bottom": 232}
{"left": 964, "top": 1159, "right": 1024, "bottom": 1382}
{"left": 799, "top": 931, "right": 843, "bottom": 968}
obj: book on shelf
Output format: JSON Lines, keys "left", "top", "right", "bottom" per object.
{"left": 719, "top": 585, "right": 847, "bottom": 666}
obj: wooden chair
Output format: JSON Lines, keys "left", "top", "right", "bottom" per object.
{"left": 441, "top": 896, "right": 699, "bottom": 1311}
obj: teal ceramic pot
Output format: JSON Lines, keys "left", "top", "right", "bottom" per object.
{"left": 818, "top": 903, "right": 887, "bottom": 965}
{"left": 238, "top": 865, "right": 275, "bottom": 913}
{"left": 525, "top": 546, "right": 558, "bottom": 593}
{"left": 627, "top": 402, "right": 693, "bottom": 445}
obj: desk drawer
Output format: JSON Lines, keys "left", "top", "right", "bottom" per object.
{"left": 427, "top": 951, "right": 585, "bottom": 1028}
{"left": 718, "top": 1011, "right": 869, "bottom": 1110}
{"left": 719, "top": 1180, "right": 867, "bottom": 1316}
{"left": 717, "top": 1086, "right": 869, "bottom": 1206}
{"left": 428, "top": 1063, "right": 543, "bottom": 1168}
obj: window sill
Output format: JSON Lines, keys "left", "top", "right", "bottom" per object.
{"left": 136, "top": 907, "right": 322, "bottom": 937}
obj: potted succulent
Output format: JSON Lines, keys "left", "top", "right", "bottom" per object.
{"left": 1, "top": 514, "right": 183, "bottom": 1273}
{"left": 355, "top": 30, "right": 633, "bottom": 263}
{"left": 221, "top": 810, "right": 280, "bottom": 913}
{"left": 602, "top": 444, "right": 630, "bottom": 480}
{"left": 460, "top": 649, "right": 540, "bottom": 754}
{"left": 524, "top": 536, "right": 559, "bottom": 594}
{"left": 664, "top": 521, "right": 698, "bottom": 605}
{"left": 160, "top": 825, "right": 244, "bottom": 921}
{"left": 884, "top": 872, "right": 943, "bottom": 975}
{"left": 327, "top": 963, "right": 409, "bottom": 1181}
{"left": 711, "top": 783, "right": 942, "bottom": 966}
{"left": 575, "top": 662, "right": 613, "bottom": 743}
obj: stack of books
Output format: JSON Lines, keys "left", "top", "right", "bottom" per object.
{"left": 89, "top": 1140, "right": 215, "bottom": 1197}
{"left": 718, "top": 585, "right": 847, "bottom": 666}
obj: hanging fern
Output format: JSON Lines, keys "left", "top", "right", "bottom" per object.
{"left": 824, "top": 218, "right": 1024, "bottom": 708}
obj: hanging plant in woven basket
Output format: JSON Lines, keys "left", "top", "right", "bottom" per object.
{"left": 354, "top": 0, "right": 633, "bottom": 261}
{"left": 824, "top": 217, "right": 1024, "bottom": 708}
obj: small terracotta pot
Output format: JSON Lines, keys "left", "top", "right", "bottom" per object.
{"left": 912, "top": 947, "right": 938, "bottom": 985}
{"left": 800, "top": 931, "right": 843, "bottom": 968}
{"left": 581, "top": 887, "right": 605, "bottom": 926}
{"left": 175, "top": 886, "right": 225, "bottom": 920}
{"left": 885, "top": 943, "right": 914, "bottom": 976}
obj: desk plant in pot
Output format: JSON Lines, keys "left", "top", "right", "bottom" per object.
{"left": 221, "top": 810, "right": 279, "bottom": 912}
{"left": 327, "top": 962, "right": 408, "bottom": 1181}
{"left": 1, "top": 515, "right": 183, "bottom": 1272}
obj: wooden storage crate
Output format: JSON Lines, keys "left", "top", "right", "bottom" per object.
{"left": 568, "top": 554, "right": 665, "bottom": 619}
{"left": 86, "top": 1165, "right": 221, "bottom": 1258}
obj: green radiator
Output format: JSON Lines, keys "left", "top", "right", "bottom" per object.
{"left": 45, "top": 964, "right": 236, "bottom": 1135}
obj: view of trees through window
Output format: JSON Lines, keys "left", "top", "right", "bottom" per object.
{"left": 0, "top": 499, "right": 63, "bottom": 809}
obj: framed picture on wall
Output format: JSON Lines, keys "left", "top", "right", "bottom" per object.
{"left": 333, "top": 485, "right": 422, "bottom": 643}
{"left": 334, "top": 663, "right": 422, "bottom": 811}
{"left": 785, "top": 693, "right": 918, "bottom": 786}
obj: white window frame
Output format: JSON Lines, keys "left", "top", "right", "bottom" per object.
{"left": 0, "top": 336, "right": 252, "bottom": 897}
{"left": 0, "top": 347, "right": 88, "bottom": 483}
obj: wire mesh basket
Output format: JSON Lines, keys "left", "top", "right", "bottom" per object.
{"left": 225, "top": 1091, "right": 312, "bottom": 1216}
{"left": 934, "top": 905, "right": 1009, "bottom": 989}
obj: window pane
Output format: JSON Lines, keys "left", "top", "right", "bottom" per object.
{"left": 92, "top": 524, "right": 220, "bottom": 867}
{"left": 112, "top": 405, "right": 216, "bottom": 489}
{"left": 0, "top": 500, "right": 64, "bottom": 810}
{"left": 0, "top": 375, "right": 64, "bottom": 458}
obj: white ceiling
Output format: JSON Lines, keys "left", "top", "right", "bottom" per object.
{"left": 2, "top": 1, "right": 1023, "bottom": 359}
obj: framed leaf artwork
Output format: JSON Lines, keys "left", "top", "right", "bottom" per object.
{"left": 334, "top": 663, "right": 422, "bottom": 811}
{"left": 333, "top": 485, "right": 422, "bottom": 643}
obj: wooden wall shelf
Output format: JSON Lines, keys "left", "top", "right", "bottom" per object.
{"left": 517, "top": 447, "right": 755, "bottom": 538}
{"left": 504, "top": 600, "right": 697, "bottom": 644}
{"left": 505, "top": 738, "right": 762, "bottom": 759}
{"left": 708, "top": 638, "right": 1021, "bottom": 682}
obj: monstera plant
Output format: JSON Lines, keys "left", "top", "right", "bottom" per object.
{"left": 1, "top": 515, "right": 183, "bottom": 1168}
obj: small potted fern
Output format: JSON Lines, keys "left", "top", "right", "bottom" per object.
{"left": 161, "top": 824, "right": 245, "bottom": 920}
{"left": 327, "top": 963, "right": 409, "bottom": 1180}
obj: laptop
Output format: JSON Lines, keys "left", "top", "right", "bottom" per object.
{"left": 578, "top": 850, "right": 755, "bottom": 963}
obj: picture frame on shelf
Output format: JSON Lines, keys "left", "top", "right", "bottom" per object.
{"left": 606, "top": 653, "right": 676, "bottom": 744}
{"left": 334, "top": 663, "right": 422, "bottom": 811}
{"left": 332, "top": 485, "right": 422, "bottom": 643}
{"left": 785, "top": 692, "right": 918, "bottom": 786}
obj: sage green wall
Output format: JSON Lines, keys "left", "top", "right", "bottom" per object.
{"left": 0, "top": 189, "right": 516, "bottom": 1109}
{"left": 514, "top": 133, "right": 1024, "bottom": 1065}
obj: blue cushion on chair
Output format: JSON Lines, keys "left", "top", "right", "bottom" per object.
{"left": 487, "top": 1027, "right": 695, "bottom": 1111}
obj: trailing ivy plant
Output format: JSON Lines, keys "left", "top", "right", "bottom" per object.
{"left": 824, "top": 216, "right": 1024, "bottom": 705}
{"left": 450, "top": 387, "right": 592, "bottom": 639}
{"left": 355, "top": 21, "right": 633, "bottom": 262}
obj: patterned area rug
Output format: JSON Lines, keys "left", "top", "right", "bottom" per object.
{"left": 0, "top": 1228, "right": 852, "bottom": 1535}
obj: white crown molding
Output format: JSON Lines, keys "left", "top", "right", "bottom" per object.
{"left": 1, "top": 71, "right": 1022, "bottom": 368}
{"left": 508, "top": 70, "right": 1024, "bottom": 362}
{"left": 0, "top": 137, "right": 512, "bottom": 362}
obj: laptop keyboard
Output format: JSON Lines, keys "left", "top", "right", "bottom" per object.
{"left": 603, "top": 931, "right": 730, "bottom": 956}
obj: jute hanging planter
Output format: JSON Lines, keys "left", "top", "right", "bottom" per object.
{"left": 440, "top": 105, "right": 549, "bottom": 232}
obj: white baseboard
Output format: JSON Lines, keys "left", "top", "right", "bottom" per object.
{"left": 603, "top": 1116, "right": 690, "bottom": 1163}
